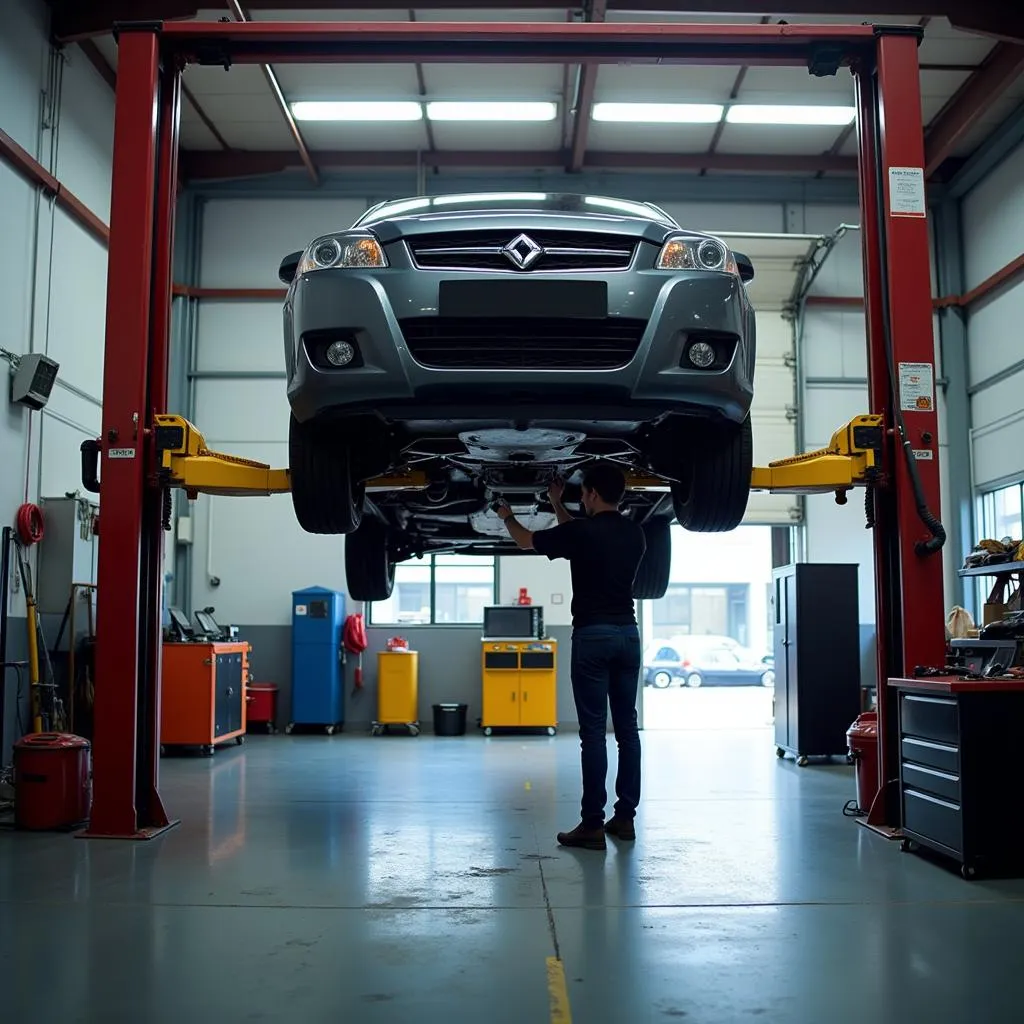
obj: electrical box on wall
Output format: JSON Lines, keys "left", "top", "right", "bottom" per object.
{"left": 11, "top": 353, "right": 59, "bottom": 410}
{"left": 36, "top": 495, "right": 99, "bottom": 614}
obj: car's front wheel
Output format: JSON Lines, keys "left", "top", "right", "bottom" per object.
{"left": 671, "top": 417, "right": 752, "bottom": 533}
{"left": 760, "top": 670, "right": 775, "bottom": 688}
{"left": 289, "top": 414, "right": 365, "bottom": 534}
{"left": 345, "top": 519, "right": 396, "bottom": 602}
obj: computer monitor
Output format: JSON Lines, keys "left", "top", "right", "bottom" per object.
{"left": 167, "top": 607, "right": 193, "bottom": 641}
{"left": 194, "top": 610, "right": 223, "bottom": 639}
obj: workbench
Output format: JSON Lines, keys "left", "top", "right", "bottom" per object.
{"left": 889, "top": 676, "right": 1024, "bottom": 878}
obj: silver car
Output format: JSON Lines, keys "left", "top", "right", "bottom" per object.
{"left": 279, "top": 193, "right": 756, "bottom": 602}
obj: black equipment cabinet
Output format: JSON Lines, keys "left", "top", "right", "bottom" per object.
{"left": 772, "top": 563, "right": 861, "bottom": 764}
{"left": 214, "top": 650, "right": 244, "bottom": 738}
{"left": 891, "top": 679, "right": 1024, "bottom": 878}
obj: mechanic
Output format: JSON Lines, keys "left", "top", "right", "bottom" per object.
{"left": 495, "top": 463, "right": 646, "bottom": 851}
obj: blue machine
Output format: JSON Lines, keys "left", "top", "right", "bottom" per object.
{"left": 289, "top": 586, "right": 345, "bottom": 733}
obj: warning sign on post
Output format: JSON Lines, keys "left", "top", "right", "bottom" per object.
{"left": 898, "top": 362, "right": 934, "bottom": 412}
{"left": 889, "top": 167, "right": 927, "bottom": 218}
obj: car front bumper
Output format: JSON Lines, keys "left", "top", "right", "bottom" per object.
{"left": 284, "top": 267, "right": 755, "bottom": 425}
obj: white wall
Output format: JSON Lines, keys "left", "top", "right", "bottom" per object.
{"left": 183, "top": 194, "right": 873, "bottom": 627}
{"left": 962, "top": 139, "right": 1024, "bottom": 491}
{"left": 0, "top": 1, "right": 113, "bottom": 602}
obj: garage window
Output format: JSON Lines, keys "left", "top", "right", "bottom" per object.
{"left": 368, "top": 554, "right": 496, "bottom": 626}
{"left": 974, "top": 482, "right": 1024, "bottom": 608}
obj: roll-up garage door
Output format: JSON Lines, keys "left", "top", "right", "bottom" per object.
{"left": 718, "top": 232, "right": 824, "bottom": 525}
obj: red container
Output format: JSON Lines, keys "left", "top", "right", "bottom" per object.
{"left": 246, "top": 683, "right": 279, "bottom": 729}
{"left": 14, "top": 733, "right": 92, "bottom": 830}
{"left": 847, "top": 711, "right": 879, "bottom": 815}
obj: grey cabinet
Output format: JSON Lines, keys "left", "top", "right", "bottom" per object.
{"left": 773, "top": 564, "right": 861, "bottom": 763}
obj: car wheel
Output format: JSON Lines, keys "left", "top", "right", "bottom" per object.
{"left": 685, "top": 672, "right": 703, "bottom": 688}
{"left": 345, "top": 518, "right": 396, "bottom": 602}
{"left": 652, "top": 670, "right": 673, "bottom": 689}
{"left": 671, "top": 417, "right": 752, "bottom": 533}
{"left": 761, "top": 670, "right": 775, "bottom": 688}
{"left": 289, "top": 414, "right": 365, "bottom": 534}
{"left": 632, "top": 519, "right": 671, "bottom": 600}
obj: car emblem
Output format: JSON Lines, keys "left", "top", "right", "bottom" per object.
{"left": 502, "top": 233, "right": 544, "bottom": 269}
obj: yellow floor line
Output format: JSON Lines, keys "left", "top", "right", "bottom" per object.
{"left": 546, "top": 956, "right": 573, "bottom": 1024}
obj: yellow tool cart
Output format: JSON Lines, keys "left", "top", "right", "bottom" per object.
{"left": 481, "top": 640, "right": 558, "bottom": 736}
{"left": 373, "top": 650, "right": 420, "bottom": 736}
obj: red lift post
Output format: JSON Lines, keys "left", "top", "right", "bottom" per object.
{"left": 85, "top": 20, "right": 946, "bottom": 838}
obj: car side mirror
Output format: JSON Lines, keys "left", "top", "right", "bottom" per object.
{"left": 278, "top": 251, "right": 302, "bottom": 284}
{"left": 734, "top": 251, "right": 755, "bottom": 283}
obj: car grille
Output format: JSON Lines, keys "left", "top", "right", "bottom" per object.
{"left": 400, "top": 317, "right": 647, "bottom": 370}
{"left": 406, "top": 230, "right": 638, "bottom": 272}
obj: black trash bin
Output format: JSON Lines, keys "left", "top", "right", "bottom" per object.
{"left": 433, "top": 703, "right": 468, "bottom": 736}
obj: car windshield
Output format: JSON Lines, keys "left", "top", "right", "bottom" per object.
{"left": 353, "top": 193, "right": 679, "bottom": 227}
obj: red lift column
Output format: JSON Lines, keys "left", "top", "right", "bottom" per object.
{"left": 84, "top": 29, "right": 176, "bottom": 839}
{"left": 859, "top": 29, "right": 948, "bottom": 827}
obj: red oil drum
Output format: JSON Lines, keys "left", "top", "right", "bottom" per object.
{"left": 14, "top": 733, "right": 92, "bottom": 830}
{"left": 846, "top": 712, "right": 879, "bottom": 815}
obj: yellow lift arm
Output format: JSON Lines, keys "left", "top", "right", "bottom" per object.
{"left": 154, "top": 413, "right": 884, "bottom": 500}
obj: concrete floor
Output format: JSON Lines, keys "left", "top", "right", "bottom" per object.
{"left": 3, "top": 721, "right": 1024, "bottom": 1023}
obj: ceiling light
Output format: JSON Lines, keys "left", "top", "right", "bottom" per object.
{"left": 425, "top": 101, "right": 557, "bottom": 122}
{"left": 291, "top": 101, "right": 423, "bottom": 122}
{"left": 592, "top": 103, "right": 724, "bottom": 124}
{"left": 726, "top": 105, "right": 856, "bottom": 126}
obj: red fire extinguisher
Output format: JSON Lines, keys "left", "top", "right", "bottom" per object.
{"left": 517, "top": 587, "right": 532, "bottom": 606}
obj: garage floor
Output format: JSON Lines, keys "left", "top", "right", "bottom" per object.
{"left": 3, "top": 725, "right": 1024, "bottom": 1023}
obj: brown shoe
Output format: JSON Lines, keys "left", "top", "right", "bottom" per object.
{"left": 604, "top": 817, "right": 636, "bottom": 841}
{"left": 557, "top": 823, "right": 607, "bottom": 850}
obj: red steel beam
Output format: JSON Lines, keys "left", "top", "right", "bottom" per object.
{"left": 924, "top": 42, "right": 1024, "bottom": 176}
{"left": 173, "top": 284, "right": 286, "bottom": 299}
{"left": 0, "top": 126, "right": 110, "bottom": 246}
{"left": 86, "top": 28, "right": 165, "bottom": 839}
{"left": 160, "top": 20, "right": 878, "bottom": 67}
{"left": 178, "top": 147, "right": 858, "bottom": 179}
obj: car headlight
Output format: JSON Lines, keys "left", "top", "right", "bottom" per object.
{"left": 297, "top": 233, "right": 388, "bottom": 274}
{"left": 656, "top": 235, "right": 737, "bottom": 274}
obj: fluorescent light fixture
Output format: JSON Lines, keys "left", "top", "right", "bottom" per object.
{"left": 432, "top": 192, "right": 548, "bottom": 205}
{"left": 726, "top": 105, "right": 856, "bottom": 126}
{"left": 291, "top": 101, "right": 423, "bottom": 121}
{"left": 592, "top": 102, "right": 724, "bottom": 124}
{"left": 425, "top": 101, "right": 557, "bottom": 122}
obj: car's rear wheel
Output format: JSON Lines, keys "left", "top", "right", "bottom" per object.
{"left": 632, "top": 519, "right": 671, "bottom": 600}
{"left": 289, "top": 414, "right": 365, "bottom": 534}
{"left": 345, "top": 519, "right": 396, "bottom": 602}
{"left": 652, "top": 670, "right": 673, "bottom": 689}
{"left": 671, "top": 417, "right": 752, "bottom": 533}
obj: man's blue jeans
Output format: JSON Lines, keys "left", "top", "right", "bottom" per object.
{"left": 570, "top": 624, "right": 642, "bottom": 829}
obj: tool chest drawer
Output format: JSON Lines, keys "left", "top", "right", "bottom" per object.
{"left": 900, "top": 736, "right": 960, "bottom": 774}
{"left": 900, "top": 693, "right": 959, "bottom": 745}
{"left": 903, "top": 789, "right": 963, "bottom": 855}
{"left": 901, "top": 762, "right": 960, "bottom": 804}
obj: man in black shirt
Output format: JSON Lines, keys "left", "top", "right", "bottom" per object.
{"left": 495, "top": 463, "right": 646, "bottom": 851}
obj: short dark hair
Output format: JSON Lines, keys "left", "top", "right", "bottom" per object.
{"left": 582, "top": 463, "right": 627, "bottom": 506}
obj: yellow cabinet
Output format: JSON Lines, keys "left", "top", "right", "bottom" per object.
{"left": 374, "top": 651, "right": 420, "bottom": 736}
{"left": 481, "top": 641, "right": 557, "bottom": 734}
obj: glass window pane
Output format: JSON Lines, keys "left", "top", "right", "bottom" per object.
{"left": 992, "top": 484, "right": 1022, "bottom": 541}
{"left": 369, "top": 564, "right": 432, "bottom": 625}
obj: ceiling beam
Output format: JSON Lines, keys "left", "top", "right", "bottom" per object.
{"left": 226, "top": 0, "right": 318, "bottom": 185}
{"left": 180, "top": 147, "right": 857, "bottom": 180}
{"left": 409, "top": 10, "right": 437, "bottom": 162}
{"left": 78, "top": 39, "right": 117, "bottom": 89}
{"left": 568, "top": 0, "right": 607, "bottom": 173}
{"left": 924, "top": 42, "right": 1024, "bottom": 176}
{"left": 50, "top": 1, "right": 199, "bottom": 43}
{"left": 183, "top": 83, "right": 233, "bottom": 151}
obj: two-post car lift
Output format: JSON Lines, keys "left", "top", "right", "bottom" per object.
{"left": 83, "top": 19, "right": 945, "bottom": 839}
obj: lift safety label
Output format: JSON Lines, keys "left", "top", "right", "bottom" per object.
{"left": 889, "top": 167, "right": 926, "bottom": 218}
{"left": 107, "top": 447, "right": 136, "bottom": 459}
{"left": 912, "top": 449, "right": 935, "bottom": 460}
{"left": 898, "top": 362, "right": 934, "bottom": 412}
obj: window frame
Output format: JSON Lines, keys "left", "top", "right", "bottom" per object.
{"left": 366, "top": 553, "right": 498, "bottom": 627}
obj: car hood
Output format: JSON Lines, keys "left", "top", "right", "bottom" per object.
{"left": 366, "top": 210, "right": 687, "bottom": 246}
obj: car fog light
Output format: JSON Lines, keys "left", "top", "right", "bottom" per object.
{"left": 687, "top": 341, "right": 716, "bottom": 369}
{"left": 326, "top": 340, "right": 356, "bottom": 367}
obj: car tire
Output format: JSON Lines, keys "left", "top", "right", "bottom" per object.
{"left": 685, "top": 672, "right": 703, "bottom": 688}
{"left": 760, "top": 670, "right": 775, "bottom": 688}
{"left": 671, "top": 416, "right": 752, "bottom": 533}
{"left": 652, "top": 670, "right": 673, "bottom": 689}
{"left": 632, "top": 519, "right": 671, "bottom": 600}
{"left": 289, "top": 414, "right": 365, "bottom": 534}
{"left": 344, "top": 519, "right": 396, "bottom": 602}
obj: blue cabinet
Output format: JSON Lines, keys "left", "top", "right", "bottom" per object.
{"left": 289, "top": 587, "right": 345, "bottom": 733}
